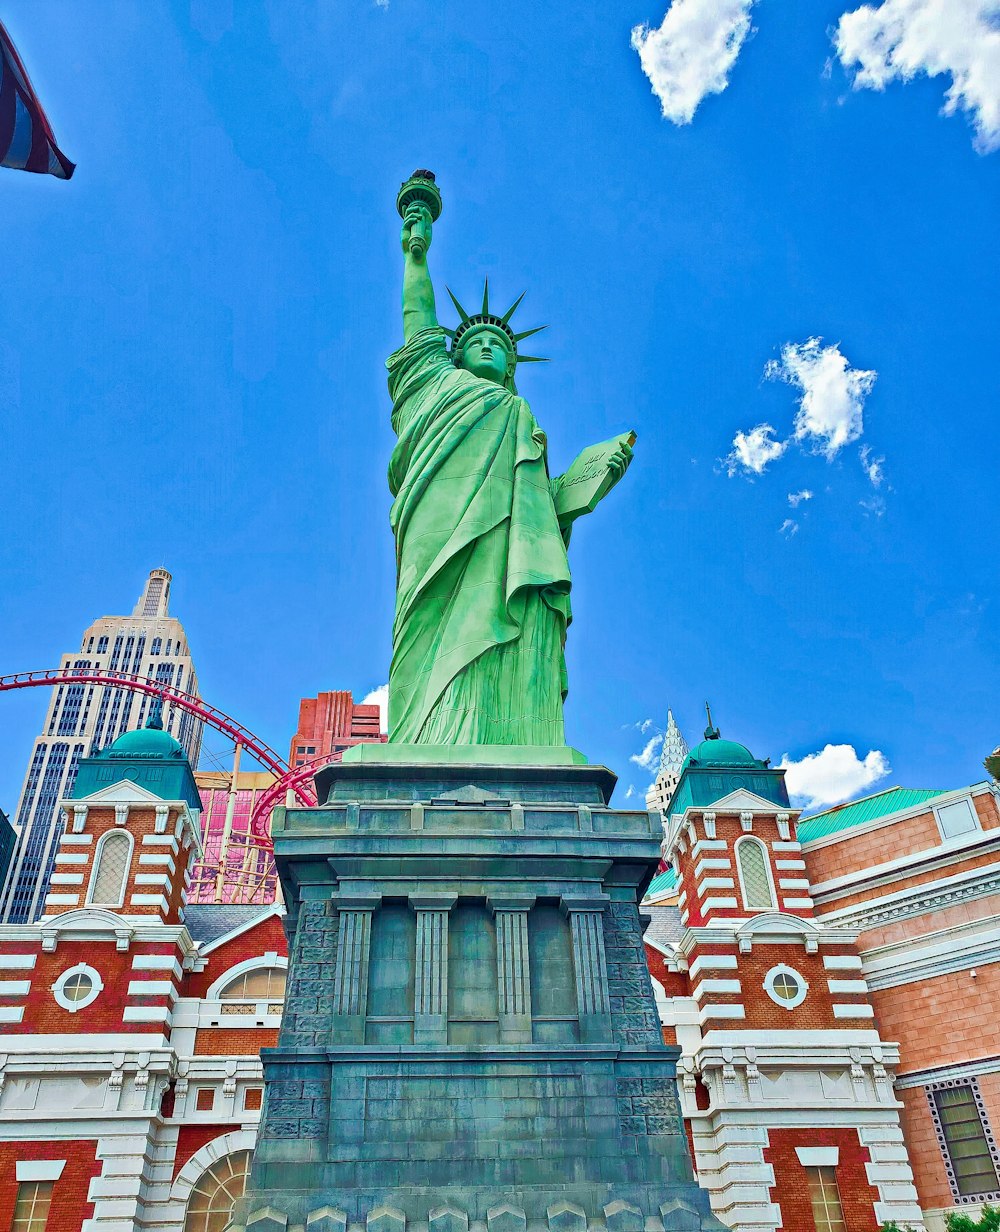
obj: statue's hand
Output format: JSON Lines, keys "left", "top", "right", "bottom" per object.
{"left": 401, "top": 203, "right": 433, "bottom": 259}
{"left": 605, "top": 441, "right": 633, "bottom": 483}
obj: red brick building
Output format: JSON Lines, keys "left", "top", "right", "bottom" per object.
{"left": 288, "top": 690, "right": 383, "bottom": 768}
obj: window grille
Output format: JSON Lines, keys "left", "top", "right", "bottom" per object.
{"left": 930, "top": 1081, "right": 1000, "bottom": 1200}
{"left": 12, "top": 1181, "right": 54, "bottom": 1232}
{"left": 89, "top": 832, "right": 131, "bottom": 907}
{"left": 220, "top": 968, "right": 287, "bottom": 1000}
{"left": 184, "top": 1150, "right": 252, "bottom": 1232}
{"left": 805, "top": 1166, "right": 846, "bottom": 1232}
{"left": 737, "top": 838, "right": 774, "bottom": 910}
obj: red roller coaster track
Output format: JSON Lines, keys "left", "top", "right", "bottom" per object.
{"left": 0, "top": 668, "right": 322, "bottom": 831}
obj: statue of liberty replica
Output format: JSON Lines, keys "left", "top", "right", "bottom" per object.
{"left": 232, "top": 173, "right": 724, "bottom": 1232}
{"left": 388, "top": 170, "right": 632, "bottom": 750}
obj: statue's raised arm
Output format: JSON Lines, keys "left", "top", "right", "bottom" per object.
{"left": 397, "top": 170, "right": 442, "bottom": 341}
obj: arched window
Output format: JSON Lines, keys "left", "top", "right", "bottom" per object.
{"left": 183, "top": 1150, "right": 252, "bottom": 1232}
{"left": 220, "top": 968, "right": 286, "bottom": 1000}
{"left": 218, "top": 966, "right": 286, "bottom": 1016}
{"left": 87, "top": 831, "right": 133, "bottom": 908}
{"left": 735, "top": 837, "right": 775, "bottom": 911}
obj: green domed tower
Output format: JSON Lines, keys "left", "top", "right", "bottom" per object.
{"left": 666, "top": 714, "right": 790, "bottom": 824}
{"left": 71, "top": 697, "right": 202, "bottom": 813}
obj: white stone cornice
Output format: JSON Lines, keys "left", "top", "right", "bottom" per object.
{"left": 816, "top": 861, "right": 1000, "bottom": 932}
{"left": 811, "top": 829, "right": 1000, "bottom": 902}
{"left": 676, "top": 915, "right": 859, "bottom": 958}
{"left": 861, "top": 918, "right": 1000, "bottom": 990}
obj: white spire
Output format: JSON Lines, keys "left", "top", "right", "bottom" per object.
{"left": 646, "top": 709, "right": 689, "bottom": 817}
{"left": 657, "top": 709, "right": 689, "bottom": 778}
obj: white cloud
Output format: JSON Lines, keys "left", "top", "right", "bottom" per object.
{"left": 361, "top": 683, "right": 388, "bottom": 731}
{"left": 860, "top": 494, "right": 887, "bottom": 517}
{"left": 625, "top": 784, "right": 637, "bottom": 799}
{"left": 788, "top": 489, "right": 813, "bottom": 507}
{"left": 631, "top": 0, "right": 756, "bottom": 124}
{"left": 833, "top": 0, "right": 1000, "bottom": 153}
{"left": 859, "top": 444, "right": 885, "bottom": 487}
{"left": 724, "top": 423, "right": 788, "bottom": 476}
{"left": 630, "top": 734, "right": 664, "bottom": 773}
{"left": 779, "top": 518, "right": 799, "bottom": 536}
{"left": 780, "top": 743, "right": 891, "bottom": 810}
{"left": 765, "top": 338, "right": 877, "bottom": 460}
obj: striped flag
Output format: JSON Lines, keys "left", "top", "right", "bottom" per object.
{"left": 0, "top": 19, "right": 74, "bottom": 179}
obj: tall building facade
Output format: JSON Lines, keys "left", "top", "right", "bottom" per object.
{"left": 647, "top": 709, "right": 691, "bottom": 816}
{"left": 1, "top": 569, "right": 202, "bottom": 924}
{"left": 289, "top": 689, "right": 384, "bottom": 766}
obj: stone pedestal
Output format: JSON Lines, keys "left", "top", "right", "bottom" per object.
{"left": 232, "top": 757, "right": 724, "bottom": 1232}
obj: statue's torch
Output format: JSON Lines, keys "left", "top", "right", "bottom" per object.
{"left": 396, "top": 169, "right": 442, "bottom": 259}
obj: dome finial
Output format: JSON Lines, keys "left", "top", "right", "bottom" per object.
{"left": 146, "top": 694, "right": 164, "bottom": 731}
{"left": 704, "top": 701, "right": 721, "bottom": 741}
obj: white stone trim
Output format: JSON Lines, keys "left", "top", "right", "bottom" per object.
{"left": 692, "top": 839, "right": 729, "bottom": 856}
{"left": 0, "top": 1006, "right": 25, "bottom": 1022}
{"left": 134, "top": 874, "right": 171, "bottom": 888}
{"left": 778, "top": 878, "right": 810, "bottom": 890}
{"left": 795, "top": 1146, "right": 839, "bottom": 1167}
{"left": 54, "top": 853, "right": 90, "bottom": 865}
{"left": 701, "top": 897, "right": 740, "bottom": 913}
{"left": 775, "top": 859, "right": 807, "bottom": 871}
{"left": 699, "top": 1003, "right": 746, "bottom": 1021}
{"left": 817, "top": 860, "right": 1000, "bottom": 932}
{"left": 122, "top": 1005, "right": 172, "bottom": 1023}
{"left": 138, "top": 853, "right": 175, "bottom": 871}
{"left": 45, "top": 893, "right": 80, "bottom": 906}
{"left": 823, "top": 954, "right": 863, "bottom": 970}
{"left": 129, "top": 894, "right": 169, "bottom": 911}
{"left": 15, "top": 1160, "right": 66, "bottom": 1182}
{"left": 0, "top": 954, "right": 37, "bottom": 969}
{"left": 59, "top": 834, "right": 93, "bottom": 845}
{"left": 833, "top": 1003, "right": 875, "bottom": 1018}
{"left": 781, "top": 896, "right": 815, "bottom": 909}
{"left": 141, "top": 835, "right": 179, "bottom": 850}
{"left": 772, "top": 840, "right": 802, "bottom": 852}
{"left": 827, "top": 978, "right": 869, "bottom": 994}
{"left": 126, "top": 979, "right": 176, "bottom": 998}
{"left": 50, "top": 873, "right": 85, "bottom": 886}
{"left": 692, "top": 979, "right": 742, "bottom": 1001}
{"left": 695, "top": 858, "right": 733, "bottom": 878}
{"left": 698, "top": 877, "right": 737, "bottom": 893}
{"left": 131, "top": 954, "right": 182, "bottom": 977}
{"left": 0, "top": 980, "right": 31, "bottom": 995}
{"left": 688, "top": 954, "right": 738, "bottom": 978}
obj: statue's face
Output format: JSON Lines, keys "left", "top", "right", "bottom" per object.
{"left": 458, "top": 327, "right": 511, "bottom": 385}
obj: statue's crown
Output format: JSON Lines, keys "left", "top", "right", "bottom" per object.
{"left": 444, "top": 280, "right": 548, "bottom": 365}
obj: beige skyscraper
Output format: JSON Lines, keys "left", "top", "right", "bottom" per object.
{"left": 0, "top": 569, "right": 202, "bottom": 923}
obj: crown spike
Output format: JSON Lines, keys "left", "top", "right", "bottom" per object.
{"left": 516, "top": 355, "right": 549, "bottom": 364}
{"left": 501, "top": 291, "right": 527, "bottom": 324}
{"left": 482, "top": 278, "right": 490, "bottom": 316}
{"left": 446, "top": 287, "right": 470, "bottom": 323}
{"left": 514, "top": 324, "right": 548, "bottom": 343}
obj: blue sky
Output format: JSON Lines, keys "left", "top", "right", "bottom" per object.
{"left": 1, "top": 0, "right": 997, "bottom": 814}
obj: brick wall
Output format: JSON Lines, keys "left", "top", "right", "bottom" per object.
{"left": 0, "top": 1139, "right": 102, "bottom": 1232}
{"left": 763, "top": 1126, "right": 881, "bottom": 1231}
{"left": 172, "top": 1124, "right": 232, "bottom": 1180}
{"left": 856, "top": 893, "right": 1000, "bottom": 951}
{"left": 872, "top": 965, "right": 1000, "bottom": 1073}
{"left": 804, "top": 809, "right": 943, "bottom": 885}
{"left": 898, "top": 1084, "right": 955, "bottom": 1211}
{"left": 193, "top": 1027, "right": 278, "bottom": 1055}
{"left": 183, "top": 914, "right": 287, "bottom": 999}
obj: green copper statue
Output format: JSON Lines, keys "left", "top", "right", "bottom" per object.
{"left": 387, "top": 170, "right": 633, "bottom": 747}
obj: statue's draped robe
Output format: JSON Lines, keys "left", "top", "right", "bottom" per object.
{"left": 387, "top": 328, "right": 571, "bottom": 745}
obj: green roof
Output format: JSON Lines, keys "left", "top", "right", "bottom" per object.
{"left": 796, "top": 786, "right": 948, "bottom": 844}
{"left": 644, "top": 868, "right": 677, "bottom": 899}
{"left": 683, "top": 737, "right": 757, "bottom": 769}
{"left": 106, "top": 725, "right": 184, "bottom": 757}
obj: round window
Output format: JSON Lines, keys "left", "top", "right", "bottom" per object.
{"left": 52, "top": 963, "right": 104, "bottom": 1012}
{"left": 763, "top": 964, "right": 807, "bottom": 1010}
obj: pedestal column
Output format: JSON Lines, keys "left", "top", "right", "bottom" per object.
{"left": 489, "top": 895, "right": 536, "bottom": 1043}
{"left": 330, "top": 894, "right": 380, "bottom": 1043}
{"left": 562, "top": 894, "right": 612, "bottom": 1043}
{"left": 410, "top": 894, "right": 457, "bottom": 1044}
